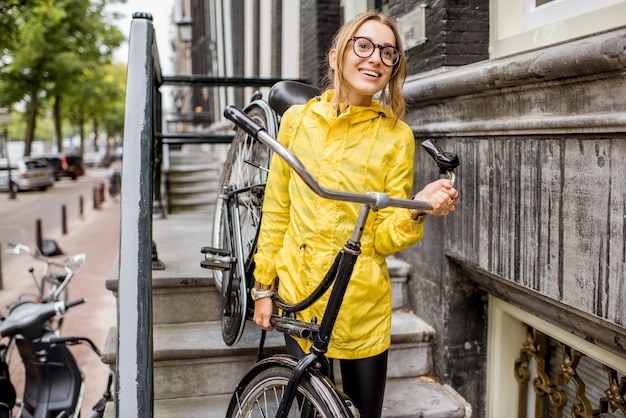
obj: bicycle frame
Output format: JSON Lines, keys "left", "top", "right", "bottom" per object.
{"left": 224, "top": 104, "right": 459, "bottom": 418}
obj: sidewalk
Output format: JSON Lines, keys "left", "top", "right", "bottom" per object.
{"left": 1, "top": 193, "right": 120, "bottom": 415}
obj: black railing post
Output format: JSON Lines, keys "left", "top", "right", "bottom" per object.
{"left": 115, "top": 12, "right": 155, "bottom": 418}
{"left": 153, "top": 86, "right": 166, "bottom": 220}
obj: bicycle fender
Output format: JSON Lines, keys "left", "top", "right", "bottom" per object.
{"left": 228, "top": 354, "right": 356, "bottom": 417}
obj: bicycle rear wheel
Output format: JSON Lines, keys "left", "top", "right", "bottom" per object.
{"left": 227, "top": 366, "right": 352, "bottom": 418}
{"left": 212, "top": 100, "right": 277, "bottom": 346}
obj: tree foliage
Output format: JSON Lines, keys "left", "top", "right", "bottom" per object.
{"left": 0, "top": 0, "right": 126, "bottom": 156}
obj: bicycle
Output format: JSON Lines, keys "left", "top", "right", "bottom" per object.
{"left": 204, "top": 84, "right": 460, "bottom": 416}
{"left": 108, "top": 167, "right": 122, "bottom": 201}
{"left": 5, "top": 243, "right": 84, "bottom": 304}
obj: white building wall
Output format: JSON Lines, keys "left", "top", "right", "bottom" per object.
{"left": 281, "top": 1, "right": 300, "bottom": 78}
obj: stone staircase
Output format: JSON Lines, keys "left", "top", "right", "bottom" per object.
{"left": 102, "top": 197, "right": 471, "bottom": 417}
{"left": 164, "top": 148, "right": 223, "bottom": 214}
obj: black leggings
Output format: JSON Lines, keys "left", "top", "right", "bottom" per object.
{"left": 285, "top": 336, "right": 388, "bottom": 418}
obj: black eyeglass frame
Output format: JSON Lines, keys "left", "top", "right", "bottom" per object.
{"left": 349, "top": 36, "right": 401, "bottom": 67}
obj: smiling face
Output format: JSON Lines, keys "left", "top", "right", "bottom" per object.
{"left": 329, "top": 19, "right": 397, "bottom": 107}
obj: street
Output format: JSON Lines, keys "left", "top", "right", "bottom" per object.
{"left": 0, "top": 166, "right": 120, "bottom": 416}
{"left": 0, "top": 167, "right": 109, "bottom": 244}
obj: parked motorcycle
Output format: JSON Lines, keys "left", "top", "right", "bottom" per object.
{"left": 0, "top": 299, "right": 112, "bottom": 418}
{"left": 0, "top": 227, "right": 112, "bottom": 417}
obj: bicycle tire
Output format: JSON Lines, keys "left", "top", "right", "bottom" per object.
{"left": 227, "top": 366, "right": 353, "bottom": 418}
{"left": 213, "top": 100, "right": 277, "bottom": 346}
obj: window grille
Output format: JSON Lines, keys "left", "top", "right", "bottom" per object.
{"left": 515, "top": 326, "right": 626, "bottom": 418}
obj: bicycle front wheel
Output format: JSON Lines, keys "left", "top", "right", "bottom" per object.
{"left": 227, "top": 366, "right": 353, "bottom": 418}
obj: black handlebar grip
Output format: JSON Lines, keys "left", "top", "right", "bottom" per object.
{"left": 66, "top": 298, "right": 86, "bottom": 309}
{"left": 421, "top": 139, "right": 460, "bottom": 173}
{"left": 224, "top": 105, "right": 265, "bottom": 138}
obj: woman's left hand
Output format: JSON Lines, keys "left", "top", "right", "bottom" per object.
{"left": 410, "top": 178, "right": 459, "bottom": 218}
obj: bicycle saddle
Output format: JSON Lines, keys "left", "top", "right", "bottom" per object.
{"left": 268, "top": 80, "right": 321, "bottom": 116}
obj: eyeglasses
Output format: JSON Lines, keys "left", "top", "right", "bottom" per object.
{"left": 350, "top": 36, "right": 400, "bottom": 67}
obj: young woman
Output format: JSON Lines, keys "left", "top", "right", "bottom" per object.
{"left": 252, "top": 11, "right": 459, "bottom": 417}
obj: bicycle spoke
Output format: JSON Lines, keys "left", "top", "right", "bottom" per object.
{"left": 227, "top": 366, "right": 344, "bottom": 418}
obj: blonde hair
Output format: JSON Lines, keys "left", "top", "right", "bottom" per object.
{"left": 325, "top": 11, "right": 407, "bottom": 119}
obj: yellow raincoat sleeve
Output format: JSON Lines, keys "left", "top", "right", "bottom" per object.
{"left": 252, "top": 107, "right": 298, "bottom": 286}
{"left": 372, "top": 122, "right": 425, "bottom": 255}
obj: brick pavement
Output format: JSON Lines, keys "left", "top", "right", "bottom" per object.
{"left": 0, "top": 188, "right": 119, "bottom": 416}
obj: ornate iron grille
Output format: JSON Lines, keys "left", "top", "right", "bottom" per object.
{"left": 515, "top": 326, "right": 626, "bottom": 418}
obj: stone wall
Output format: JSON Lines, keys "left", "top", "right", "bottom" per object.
{"left": 399, "top": 27, "right": 626, "bottom": 415}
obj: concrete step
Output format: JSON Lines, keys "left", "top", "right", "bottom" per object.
{"left": 169, "top": 161, "right": 217, "bottom": 171}
{"left": 168, "top": 171, "right": 218, "bottom": 184}
{"left": 101, "top": 309, "right": 435, "bottom": 400}
{"left": 168, "top": 199, "right": 215, "bottom": 215}
{"left": 106, "top": 212, "right": 219, "bottom": 324}
{"left": 102, "top": 320, "right": 287, "bottom": 399}
{"left": 168, "top": 152, "right": 224, "bottom": 166}
{"left": 105, "top": 259, "right": 221, "bottom": 325}
{"left": 168, "top": 205, "right": 215, "bottom": 214}
{"left": 106, "top": 244, "right": 414, "bottom": 326}
{"left": 169, "top": 183, "right": 218, "bottom": 196}
{"left": 105, "top": 377, "right": 470, "bottom": 418}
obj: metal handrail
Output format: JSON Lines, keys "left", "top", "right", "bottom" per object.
{"left": 116, "top": 12, "right": 156, "bottom": 418}
{"left": 118, "top": 13, "right": 312, "bottom": 418}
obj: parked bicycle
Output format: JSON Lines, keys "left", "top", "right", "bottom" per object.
{"left": 5, "top": 242, "right": 84, "bottom": 306}
{"left": 1, "top": 226, "right": 86, "bottom": 331}
{"left": 203, "top": 84, "right": 459, "bottom": 416}
{"left": 108, "top": 167, "right": 121, "bottom": 201}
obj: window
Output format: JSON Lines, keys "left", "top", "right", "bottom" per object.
{"left": 486, "top": 297, "right": 626, "bottom": 418}
{"left": 490, "top": 0, "right": 626, "bottom": 58}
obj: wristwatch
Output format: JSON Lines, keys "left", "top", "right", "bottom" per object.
{"left": 250, "top": 282, "right": 274, "bottom": 301}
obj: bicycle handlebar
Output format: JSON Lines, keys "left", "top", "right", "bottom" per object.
{"left": 224, "top": 105, "right": 436, "bottom": 211}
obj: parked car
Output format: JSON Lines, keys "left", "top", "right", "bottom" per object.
{"left": 82, "top": 152, "right": 101, "bottom": 168}
{"left": 41, "top": 153, "right": 85, "bottom": 180}
{"left": 0, "top": 157, "right": 55, "bottom": 192}
{"left": 39, "top": 155, "right": 64, "bottom": 180}
{"left": 83, "top": 151, "right": 112, "bottom": 168}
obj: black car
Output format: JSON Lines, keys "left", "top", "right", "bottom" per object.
{"left": 41, "top": 154, "right": 85, "bottom": 180}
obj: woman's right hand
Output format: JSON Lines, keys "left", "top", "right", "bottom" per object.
{"left": 253, "top": 297, "right": 275, "bottom": 331}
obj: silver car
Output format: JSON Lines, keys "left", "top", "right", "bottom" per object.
{"left": 0, "top": 157, "right": 55, "bottom": 192}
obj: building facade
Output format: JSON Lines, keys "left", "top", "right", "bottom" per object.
{"left": 172, "top": 1, "right": 626, "bottom": 417}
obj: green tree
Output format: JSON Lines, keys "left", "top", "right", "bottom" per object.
{"left": 0, "top": 0, "right": 124, "bottom": 156}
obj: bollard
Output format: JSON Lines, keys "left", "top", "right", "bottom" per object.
{"left": 36, "top": 219, "right": 43, "bottom": 253}
{"left": 94, "top": 180, "right": 105, "bottom": 209}
{"left": 62, "top": 204, "right": 68, "bottom": 235}
{"left": 79, "top": 195, "right": 84, "bottom": 218}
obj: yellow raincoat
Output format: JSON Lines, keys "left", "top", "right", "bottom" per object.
{"left": 254, "top": 90, "right": 425, "bottom": 359}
